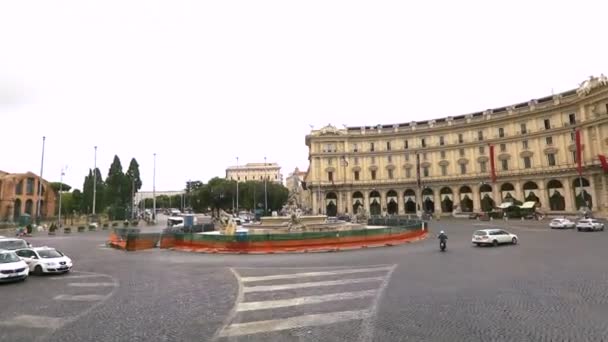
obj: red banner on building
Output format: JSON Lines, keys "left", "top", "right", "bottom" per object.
{"left": 489, "top": 144, "right": 496, "bottom": 183}
{"left": 575, "top": 129, "right": 583, "bottom": 175}
{"left": 599, "top": 154, "right": 608, "bottom": 173}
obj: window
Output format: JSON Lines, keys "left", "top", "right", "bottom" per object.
{"left": 388, "top": 169, "right": 394, "bottom": 179}
{"left": 422, "top": 167, "right": 429, "bottom": 177}
{"left": 501, "top": 159, "right": 508, "bottom": 171}
{"left": 353, "top": 143, "right": 358, "bottom": 152}
{"left": 500, "top": 143, "right": 506, "bottom": 152}
{"left": 405, "top": 168, "right": 411, "bottom": 178}
{"left": 458, "top": 133, "right": 464, "bottom": 144}
{"left": 404, "top": 140, "right": 408, "bottom": 149}
{"left": 520, "top": 123, "right": 527, "bottom": 134}
{"left": 15, "top": 180, "right": 23, "bottom": 195}
{"left": 439, "top": 136, "right": 445, "bottom": 146}
{"left": 498, "top": 127, "right": 504, "bottom": 138}
{"left": 523, "top": 156, "right": 531, "bottom": 169}
{"left": 544, "top": 119, "right": 551, "bottom": 130}
{"left": 370, "top": 142, "right": 375, "bottom": 152}
{"left": 478, "top": 130, "right": 484, "bottom": 141}
{"left": 441, "top": 165, "right": 447, "bottom": 176}
{"left": 387, "top": 155, "right": 392, "bottom": 163}
{"left": 570, "top": 131, "right": 576, "bottom": 141}
{"left": 440, "top": 151, "right": 446, "bottom": 159}
{"left": 354, "top": 171, "right": 360, "bottom": 181}
{"left": 545, "top": 136, "right": 553, "bottom": 145}
{"left": 479, "top": 146, "right": 485, "bottom": 154}
{"left": 421, "top": 138, "right": 426, "bottom": 148}
{"left": 405, "top": 153, "right": 409, "bottom": 162}
{"left": 522, "top": 140, "right": 528, "bottom": 149}
{"left": 371, "top": 170, "right": 377, "bottom": 180}
{"left": 568, "top": 113, "right": 576, "bottom": 125}
{"left": 572, "top": 151, "right": 577, "bottom": 163}
{"left": 386, "top": 141, "right": 391, "bottom": 151}
{"left": 26, "top": 178, "right": 35, "bottom": 195}
{"left": 547, "top": 153, "right": 556, "bottom": 166}
{"left": 480, "top": 161, "right": 487, "bottom": 172}
{"left": 460, "top": 164, "right": 466, "bottom": 174}
{"left": 354, "top": 157, "right": 359, "bottom": 165}
{"left": 371, "top": 156, "right": 376, "bottom": 164}
{"left": 423, "top": 152, "right": 427, "bottom": 160}
{"left": 328, "top": 158, "right": 333, "bottom": 165}
{"left": 328, "top": 171, "right": 333, "bottom": 182}
{"left": 459, "top": 148, "right": 465, "bottom": 157}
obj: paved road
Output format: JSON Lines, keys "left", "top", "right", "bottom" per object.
{"left": 1, "top": 218, "right": 607, "bottom": 341}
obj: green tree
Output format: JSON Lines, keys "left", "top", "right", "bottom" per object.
{"left": 106, "top": 155, "right": 127, "bottom": 220}
{"left": 50, "top": 182, "right": 72, "bottom": 193}
{"left": 80, "top": 168, "right": 105, "bottom": 214}
{"left": 71, "top": 189, "right": 83, "bottom": 215}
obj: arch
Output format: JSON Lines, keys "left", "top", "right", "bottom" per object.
{"left": 404, "top": 189, "right": 416, "bottom": 214}
{"left": 523, "top": 181, "right": 538, "bottom": 190}
{"left": 500, "top": 183, "right": 515, "bottom": 191}
{"left": 440, "top": 187, "right": 452, "bottom": 195}
{"left": 439, "top": 187, "right": 453, "bottom": 213}
{"left": 459, "top": 185, "right": 472, "bottom": 194}
{"left": 547, "top": 179, "right": 565, "bottom": 211}
{"left": 25, "top": 199, "right": 33, "bottom": 216}
{"left": 460, "top": 195, "right": 473, "bottom": 213}
{"left": 352, "top": 191, "right": 364, "bottom": 213}
{"left": 386, "top": 190, "right": 398, "bottom": 215}
{"left": 369, "top": 191, "right": 381, "bottom": 216}
{"left": 479, "top": 183, "right": 492, "bottom": 192}
{"left": 13, "top": 199, "right": 22, "bottom": 221}
{"left": 421, "top": 188, "right": 434, "bottom": 213}
{"left": 523, "top": 181, "right": 540, "bottom": 207}
{"left": 325, "top": 192, "right": 338, "bottom": 217}
{"left": 572, "top": 178, "right": 590, "bottom": 188}
{"left": 481, "top": 193, "right": 495, "bottom": 212}
{"left": 573, "top": 178, "right": 592, "bottom": 210}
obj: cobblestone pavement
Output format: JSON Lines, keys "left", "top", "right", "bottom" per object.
{"left": 1, "top": 218, "right": 607, "bottom": 342}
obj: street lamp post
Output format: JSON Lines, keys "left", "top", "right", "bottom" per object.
{"left": 36, "top": 136, "right": 46, "bottom": 223}
{"left": 264, "top": 156, "right": 268, "bottom": 215}
{"left": 236, "top": 157, "right": 239, "bottom": 215}
{"left": 92, "top": 146, "right": 97, "bottom": 215}
{"left": 153, "top": 153, "right": 156, "bottom": 223}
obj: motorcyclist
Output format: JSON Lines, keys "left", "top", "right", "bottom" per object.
{"left": 438, "top": 230, "right": 448, "bottom": 250}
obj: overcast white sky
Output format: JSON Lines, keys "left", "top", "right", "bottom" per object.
{"left": 1, "top": 1, "right": 606, "bottom": 191}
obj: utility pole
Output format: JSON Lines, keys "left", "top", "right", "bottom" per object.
{"left": 36, "top": 136, "right": 46, "bottom": 224}
{"left": 92, "top": 146, "right": 97, "bottom": 215}
{"left": 264, "top": 156, "right": 268, "bottom": 215}
{"left": 153, "top": 153, "right": 157, "bottom": 223}
{"left": 236, "top": 157, "right": 239, "bottom": 215}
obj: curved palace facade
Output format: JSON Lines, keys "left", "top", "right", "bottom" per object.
{"left": 305, "top": 75, "right": 608, "bottom": 217}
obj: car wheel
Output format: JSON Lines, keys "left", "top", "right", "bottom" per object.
{"left": 34, "top": 265, "right": 43, "bottom": 276}
{"left": 511, "top": 237, "right": 518, "bottom": 245}
{"left": 475, "top": 243, "right": 481, "bottom": 247}
{"left": 577, "top": 228, "right": 582, "bottom": 232}
{"left": 492, "top": 240, "right": 498, "bottom": 247}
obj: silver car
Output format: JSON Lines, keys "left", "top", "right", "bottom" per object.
{"left": 576, "top": 219, "right": 605, "bottom": 232}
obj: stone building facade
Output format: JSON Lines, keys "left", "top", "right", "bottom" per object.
{"left": 285, "top": 167, "right": 312, "bottom": 210}
{"left": 226, "top": 163, "right": 283, "bottom": 184}
{"left": 0, "top": 171, "right": 58, "bottom": 222}
{"left": 304, "top": 75, "right": 608, "bottom": 217}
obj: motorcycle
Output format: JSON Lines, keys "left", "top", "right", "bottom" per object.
{"left": 439, "top": 240, "right": 446, "bottom": 252}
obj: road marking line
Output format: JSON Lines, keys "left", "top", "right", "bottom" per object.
{"left": 50, "top": 274, "right": 106, "bottom": 280}
{"left": 67, "top": 282, "right": 116, "bottom": 287}
{"left": 0, "top": 315, "right": 65, "bottom": 329}
{"left": 219, "top": 309, "right": 371, "bottom": 337}
{"left": 237, "top": 289, "right": 377, "bottom": 312}
{"left": 54, "top": 294, "right": 107, "bottom": 301}
{"left": 243, "top": 276, "right": 384, "bottom": 293}
{"left": 240, "top": 266, "right": 392, "bottom": 282}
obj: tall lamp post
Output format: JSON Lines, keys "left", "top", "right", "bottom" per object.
{"left": 92, "top": 146, "right": 97, "bottom": 216}
{"left": 236, "top": 157, "right": 239, "bottom": 215}
{"left": 264, "top": 156, "right": 268, "bottom": 215}
{"left": 36, "top": 136, "right": 46, "bottom": 223}
{"left": 153, "top": 153, "right": 157, "bottom": 223}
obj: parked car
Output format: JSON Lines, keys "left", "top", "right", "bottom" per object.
{"left": 472, "top": 229, "right": 518, "bottom": 247}
{"left": 0, "top": 249, "right": 29, "bottom": 282}
{"left": 15, "top": 247, "right": 73, "bottom": 275}
{"left": 0, "top": 238, "right": 30, "bottom": 250}
{"left": 576, "top": 219, "right": 605, "bottom": 232}
{"left": 549, "top": 218, "right": 576, "bottom": 229}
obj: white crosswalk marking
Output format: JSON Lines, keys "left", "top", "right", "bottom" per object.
{"left": 219, "top": 309, "right": 372, "bottom": 338}
{"left": 240, "top": 266, "right": 393, "bottom": 282}
{"left": 50, "top": 274, "right": 106, "bottom": 280}
{"left": 54, "top": 294, "right": 107, "bottom": 301}
{"left": 237, "top": 290, "right": 377, "bottom": 311}
{"left": 0, "top": 315, "right": 65, "bottom": 329}
{"left": 214, "top": 265, "right": 396, "bottom": 341}
{"left": 68, "top": 282, "right": 115, "bottom": 287}
{"left": 242, "top": 276, "right": 384, "bottom": 293}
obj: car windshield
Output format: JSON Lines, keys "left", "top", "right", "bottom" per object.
{"left": 0, "top": 251, "right": 21, "bottom": 263}
{"left": 0, "top": 240, "right": 28, "bottom": 250}
{"left": 474, "top": 231, "right": 487, "bottom": 236}
{"left": 38, "top": 249, "right": 64, "bottom": 258}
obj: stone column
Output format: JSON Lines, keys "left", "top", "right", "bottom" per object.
{"left": 312, "top": 191, "right": 318, "bottom": 215}
{"left": 452, "top": 186, "right": 461, "bottom": 210}
{"left": 515, "top": 180, "right": 523, "bottom": 203}
{"left": 492, "top": 186, "right": 501, "bottom": 205}
{"left": 346, "top": 191, "right": 352, "bottom": 214}
{"left": 380, "top": 190, "right": 387, "bottom": 215}
{"left": 433, "top": 189, "right": 442, "bottom": 215}
{"left": 472, "top": 185, "right": 481, "bottom": 212}
{"left": 397, "top": 191, "right": 405, "bottom": 215}
{"left": 562, "top": 178, "right": 574, "bottom": 212}
{"left": 539, "top": 181, "right": 550, "bottom": 212}
{"left": 588, "top": 176, "right": 598, "bottom": 211}
{"left": 595, "top": 125, "right": 602, "bottom": 157}
{"left": 364, "top": 191, "right": 370, "bottom": 214}
{"left": 602, "top": 174, "right": 608, "bottom": 214}
{"left": 336, "top": 191, "right": 343, "bottom": 216}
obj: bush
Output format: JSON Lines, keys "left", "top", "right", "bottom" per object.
{"left": 77, "top": 226, "right": 85, "bottom": 232}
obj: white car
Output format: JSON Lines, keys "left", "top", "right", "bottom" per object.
{"left": 549, "top": 218, "right": 576, "bottom": 229}
{"left": 0, "top": 238, "right": 30, "bottom": 250}
{"left": 15, "top": 247, "right": 73, "bottom": 275}
{"left": 472, "top": 229, "right": 518, "bottom": 247}
{"left": 576, "top": 219, "right": 605, "bottom": 232}
{"left": 0, "top": 249, "right": 29, "bottom": 282}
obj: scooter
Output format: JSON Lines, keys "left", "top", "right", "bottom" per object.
{"left": 439, "top": 240, "right": 446, "bottom": 252}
